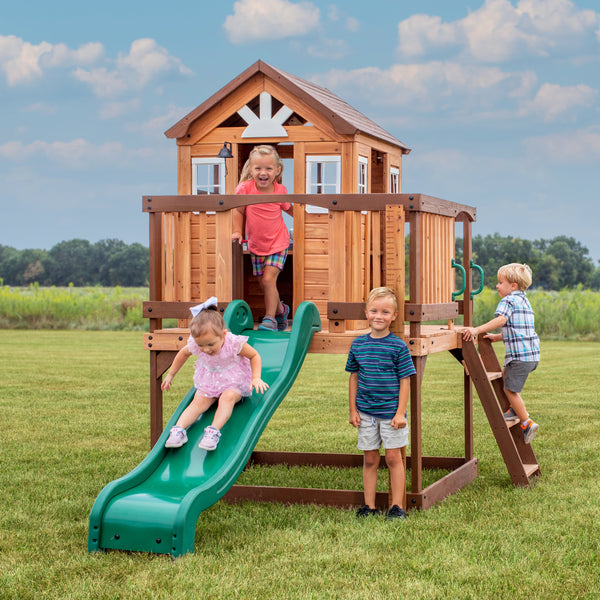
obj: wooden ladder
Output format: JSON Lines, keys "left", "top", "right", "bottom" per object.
{"left": 460, "top": 337, "right": 541, "bottom": 487}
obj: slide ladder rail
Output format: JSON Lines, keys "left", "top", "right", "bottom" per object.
{"left": 461, "top": 337, "right": 540, "bottom": 487}
{"left": 88, "top": 301, "right": 321, "bottom": 557}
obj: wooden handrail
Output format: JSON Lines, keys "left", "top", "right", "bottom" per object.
{"left": 143, "top": 193, "right": 476, "bottom": 220}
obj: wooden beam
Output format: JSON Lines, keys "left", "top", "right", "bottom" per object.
{"left": 142, "top": 193, "right": 477, "bottom": 220}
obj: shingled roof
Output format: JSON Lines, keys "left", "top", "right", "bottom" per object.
{"left": 164, "top": 60, "right": 410, "bottom": 154}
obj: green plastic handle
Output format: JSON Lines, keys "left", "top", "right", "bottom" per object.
{"left": 470, "top": 260, "right": 484, "bottom": 298}
{"left": 452, "top": 259, "right": 466, "bottom": 300}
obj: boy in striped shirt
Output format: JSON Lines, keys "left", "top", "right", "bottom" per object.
{"left": 462, "top": 263, "right": 540, "bottom": 444}
{"left": 346, "top": 287, "right": 416, "bottom": 520}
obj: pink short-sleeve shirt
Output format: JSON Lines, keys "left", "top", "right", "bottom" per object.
{"left": 235, "top": 180, "right": 290, "bottom": 256}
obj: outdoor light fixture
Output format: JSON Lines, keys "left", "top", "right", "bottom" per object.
{"left": 217, "top": 142, "right": 233, "bottom": 159}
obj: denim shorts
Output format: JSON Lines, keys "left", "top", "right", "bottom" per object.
{"left": 503, "top": 360, "right": 538, "bottom": 393}
{"left": 357, "top": 411, "right": 409, "bottom": 451}
{"left": 251, "top": 249, "right": 288, "bottom": 276}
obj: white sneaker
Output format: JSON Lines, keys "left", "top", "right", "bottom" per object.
{"left": 165, "top": 426, "right": 187, "bottom": 448}
{"left": 198, "top": 426, "right": 221, "bottom": 450}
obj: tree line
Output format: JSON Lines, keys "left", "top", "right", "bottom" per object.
{"left": 1, "top": 233, "right": 598, "bottom": 290}
{"left": 0, "top": 239, "right": 149, "bottom": 287}
{"left": 456, "top": 234, "right": 600, "bottom": 290}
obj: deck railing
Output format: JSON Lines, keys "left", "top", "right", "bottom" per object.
{"left": 142, "top": 193, "right": 477, "bottom": 336}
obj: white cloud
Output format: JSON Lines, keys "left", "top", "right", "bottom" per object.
{"left": 523, "top": 127, "right": 600, "bottom": 162}
{"left": 223, "top": 0, "right": 320, "bottom": 43}
{"left": 0, "top": 138, "right": 153, "bottom": 169}
{"left": 397, "top": 0, "right": 600, "bottom": 63}
{"left": 72, "top": 38, "right": 191, "bottom": 98}
{"left": 398, "top": 14, "right": 458, "bottom": 58}
{"left": 128, "top": 104, "right": 192, "bottom": 136}
{"left": 522, "top": 82, "right": 597, "bottom": 121}
{"left": 327, "top": 5, "right": 359, "bottom": 32}
{"left": 313, "top": 62, "right": 536, "bottom": 113}
{"left": 345, "top": 17, "right": 360, "bottom": 33}
{"left": 0, "top": 35, "right": 103, "bottom": 86}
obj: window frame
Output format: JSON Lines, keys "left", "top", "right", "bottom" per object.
{"left": 191, "top": 157, "right": 226, "bottom": 195}
{"left": 305, "top": 155, "right": 341, "bottom": 213}
{"left": 390, "top": 166, "right": 400, "bottom": 194}
{"left": 358, "top": 155, "right": 368, "bottom": 194}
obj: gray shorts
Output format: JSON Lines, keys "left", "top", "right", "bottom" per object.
{"left": 357, "top": 411, "right": 409, "bottom": 451}
{"left": 504, "top": 360, "right": 538, "bottom": 393}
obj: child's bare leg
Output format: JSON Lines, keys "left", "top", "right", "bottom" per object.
{"left": 385, "top": 447, "right": 406, "bottom": 509}
{"left": 211, "top": 389, "right": 243, "bottom": 431}
{"left": 504, "top": 388, "right": 529, "bottom": 422}
{"left": 260, "top": 265, "right": 282, "bottom": 319}
{"left": 176, "top": 392, "right": 216, "bottom": 429}
{"left": 363, "top": 449, "right": 380, "bottom": 509}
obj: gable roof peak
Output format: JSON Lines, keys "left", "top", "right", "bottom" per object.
{"left": 164, "top": 60, "right": 410, "bottom": 153}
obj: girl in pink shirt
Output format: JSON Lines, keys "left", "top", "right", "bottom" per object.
{"left": 232, "top": 145, "right": 293, "bottom": 331}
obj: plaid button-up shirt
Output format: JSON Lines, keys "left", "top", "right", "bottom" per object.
{"left": 495, "top": 291, "right": 540, "bottom": 364}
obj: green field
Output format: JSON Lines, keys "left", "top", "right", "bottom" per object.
{"left": 1, "top": 330, "right": 599, "bottom": 599}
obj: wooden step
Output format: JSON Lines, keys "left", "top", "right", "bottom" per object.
{"left": 523, "top": 463, "right": 541, "bottom": 478}
{"left": 486, "top": 371, "right": 503, "bottom": 381}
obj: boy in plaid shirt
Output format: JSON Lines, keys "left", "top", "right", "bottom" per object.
{"left": 462, "top": 263, "right": 540, "bottom": 443}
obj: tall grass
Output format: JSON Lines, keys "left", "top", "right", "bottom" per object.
{"left": 1, "top": 284, "right": 599, "bottom": 340}
{"left": 0, "top": 331, "right": 599, "bottom": 599}
{"left": 0, "top": 284, "right": 149, "bottom": 330}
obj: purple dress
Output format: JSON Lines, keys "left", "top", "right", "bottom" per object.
{"left": 187, "top": 332, "right": 253, "bottom": 398}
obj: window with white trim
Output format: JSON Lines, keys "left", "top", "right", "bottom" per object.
{"left": 358, "top": 156, "right": 368, "bottom": 194}
{"left": 192, "top": 158, "right": 226, "bottom": 194}
{"left": 306, "top": 155, "right": 341, "bottom": 213}
{"left": 390, "top": 167, "right": 399, "bottom": 193}
{"left": 306, "top": 155, "right": 341, "bottom": 194}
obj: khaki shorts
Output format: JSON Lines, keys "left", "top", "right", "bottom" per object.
{"left": 357, "top": 411, "right": 409, "bottom": 451}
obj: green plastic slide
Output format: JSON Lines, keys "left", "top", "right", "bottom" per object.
{"left": 88, "top": 300, "right": 321, "bottom": 557}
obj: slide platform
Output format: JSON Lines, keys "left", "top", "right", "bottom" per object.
{"left": 88, "top": 300, "right": 321, "bottom": 557}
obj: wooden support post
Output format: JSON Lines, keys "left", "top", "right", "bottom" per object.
{"left": 149, "top": 350, "right": 178, "bottom": 448}
{"left": 328, "top": 209, "right": 346, "bottom": 332}
{"left": 464, "top": 369, "right": 474, "bottom": 460}
{"left": 410, "top": 356, "right": 427, "bottom": 495}
{"left": 293, "top": 204, "right": 306, "bottom": 315}
{"left": 149, "top": 351, "right": 163, "bottom": 448}
{"left": 463, "top": 219, "right": 473, "bottom": 327}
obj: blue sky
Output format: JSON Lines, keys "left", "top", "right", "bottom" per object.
{"left": 2, "top": 0, "right": 599, "bottom": 262}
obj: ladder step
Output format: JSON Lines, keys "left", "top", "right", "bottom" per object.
{"left": 486, "top": 371, "right": 503, "bottom": 381}
{"left": 523, "top": 463, "right": 540, "bottom": 478}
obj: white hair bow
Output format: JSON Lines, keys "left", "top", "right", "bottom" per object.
{"left": 190, "top": 296, "right": 218, "bottom": 318}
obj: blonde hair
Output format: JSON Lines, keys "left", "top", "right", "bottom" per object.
{"left": 497, "top": 263, "right": 533, "bottom": 291}
{"left": 366, "top": 287, "right": 399, "bottom": 312}
{"left": 239, "top": 145, "right": 284, "bottom": 183}
{"left": 189, "top": 306, "right": 226, "bottom": 338}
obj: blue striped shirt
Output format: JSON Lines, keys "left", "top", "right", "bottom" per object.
{"left": 345, "top": 333, "right": 416, "bottom": 419}
{"left": 495, "top": 291, "right": 540, "bottom": 364}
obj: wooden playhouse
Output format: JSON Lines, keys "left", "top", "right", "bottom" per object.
{"left": 142, "top": 61, "right": 540, "bottom": 512}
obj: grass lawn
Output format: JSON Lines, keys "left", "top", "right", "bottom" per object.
{"left": 1, "top": 331, "right": 599, "bottom": 599}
